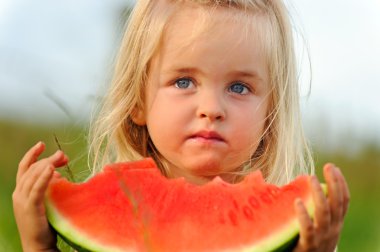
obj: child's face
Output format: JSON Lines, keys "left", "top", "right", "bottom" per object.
{"left": 141, "top": 6, "right": 270, "bottom": 184}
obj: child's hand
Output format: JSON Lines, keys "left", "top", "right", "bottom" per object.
{"left": 12, "top": 142, "right": 68, "bottom": 252}
{"left": 293, "top": 163, "right": 350, "bottom": 252}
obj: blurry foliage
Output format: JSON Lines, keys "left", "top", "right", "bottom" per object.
{"left": 314, "top": 141, "right": 380, "bottom": 252}
{"left": 1, "top": 119, "right": 379, "bottom": 251}
{"left": 0, "top": 119, "right": 89, "bottom": 251}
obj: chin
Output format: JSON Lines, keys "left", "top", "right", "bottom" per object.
{"left": 185, "top": 158, "right": 226, "bottom": 176}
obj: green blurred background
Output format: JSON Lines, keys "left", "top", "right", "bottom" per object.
{"left": 1, "top": 1, "right": 380, "bottom": 251}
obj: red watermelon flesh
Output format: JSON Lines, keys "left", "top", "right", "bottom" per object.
{"left": 45, "top": 158, "right": 318, "bottom": 252}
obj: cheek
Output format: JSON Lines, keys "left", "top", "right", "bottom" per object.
{"left": 145, "top": 95, "right": 187, "bottom": 148}
{"left": 233, "top": 107, "right": 268, "bottom": 152}
{"left": 232, "top": 127, "right": 263, "bottom": 156}
{"left": 147, "top": 97, "right": 183, "bottom": 128}
{"left": 146, "top": 107, "right": 171, "bottom": 141}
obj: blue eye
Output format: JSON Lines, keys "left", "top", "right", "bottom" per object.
{"left": 229, "top": 82, "right": 250, "bottom": 95}
{"left": 175, "top": 78, "right": 193, "bottom": 89}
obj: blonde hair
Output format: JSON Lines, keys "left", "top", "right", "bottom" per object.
{"left": 89, "top": 0, "right": 314, "bottom": 185}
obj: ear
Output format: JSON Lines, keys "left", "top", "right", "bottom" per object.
{"left": 131, "top": 108, "right": 146, "bottom": 125}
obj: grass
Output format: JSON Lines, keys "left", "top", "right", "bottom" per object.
{"left": 1, "top": 119, "right": 379, "bottom": 251}
{"left": 0, "top": 119, "right": 89, "bottom": 251}
{"left": 314, "top": 143, "right": 380, "bottom": 251}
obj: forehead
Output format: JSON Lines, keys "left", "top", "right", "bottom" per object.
{"left": 163, "top": 4, "right": 266, "bottom": 50}
{"left": 152, "top": 3, "right": 269, "bottom": 81}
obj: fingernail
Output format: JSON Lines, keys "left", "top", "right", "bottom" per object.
{"left": 54, "top": 150, "right": 63, "bottom": 157}
{"left": 336, "top": 167, "right": 342, "bottom": 174}
{"left": 330, "top": 165, "right": 336, "bottom": 175}
{"left": 335, "top": 167, "right": 342, "bottom": 176}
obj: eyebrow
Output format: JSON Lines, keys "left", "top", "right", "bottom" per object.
{"left": 165, "top": 67, "right": 203, "bottom": 75}
{"left": 227, "top": 70, "right": 264, "bottom": 82}
{"left": 164, "top": 67, "right": 264, "bottom": 82}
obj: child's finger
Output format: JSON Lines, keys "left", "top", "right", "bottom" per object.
{"left": 18, "top": 151, "right": 67, "bottom": 193}
{"left": 53, "top": 171, "right": 62, "bottom": 179}
{"left": 295, "top": 198, "right": 316, "bottom": 250}
{"left": 44, "top": 150, "right": 68, "bottom": 168}
{"left": 336, "top": 168, "right": 350, "bottom": 217}
{"left": 19, "top": 162, "right": 50, "bottom": 197}
{"left": 17, "top": 142, "right": 45, "bottom": 183}
{"left": 49, "top": 153, "right": 69, "bottom": 168}
{"left": 310, "top": 176, "right": 330, "bottom": 233}
{"left": 324, "top": 164, "right": 343, "bottom": 226}
{"left": 29, "top": 165, "right": 54, "bottom": 205}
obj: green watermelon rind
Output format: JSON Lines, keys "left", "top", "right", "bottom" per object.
{"left": 242, "top": 220, "right": 300, "bottom": 251}
{"left": 45, "top": 200, "right": 131, "bottom": 252}
{"left": 244, "top": 183, "right": 327, "bottom": 252}
{"left": 240, "top": 196, "right": 315, "bottom": 252}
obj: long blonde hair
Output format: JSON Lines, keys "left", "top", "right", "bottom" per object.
{"left": 88, "top": 0, "right": 314, "bottom": 185}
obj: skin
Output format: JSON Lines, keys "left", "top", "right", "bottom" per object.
{"left": 294, "top": 164, "right": 350, "bottom": 251}
{"left": 13, "top": 4, "right": 350, "bottom": 252}
{"left": 137, "top": 6, "right": 270, "bottom": 184}
{"left": 13, "top": 142, "right": 67, "bottom": 252}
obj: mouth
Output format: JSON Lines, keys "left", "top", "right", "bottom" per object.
{"left": 189, "top": 131, "right": 225, "bottom": 142}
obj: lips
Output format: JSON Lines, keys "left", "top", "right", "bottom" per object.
{"left": 189, "top": 130, "right": 225, "bottom": 142}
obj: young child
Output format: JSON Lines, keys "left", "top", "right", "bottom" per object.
{"left": 13, "top": 0, "right": 350, "bottom": 251}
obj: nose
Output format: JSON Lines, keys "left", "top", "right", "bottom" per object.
{"left": 196, "top": 90, "right": 226, "bottom": 121}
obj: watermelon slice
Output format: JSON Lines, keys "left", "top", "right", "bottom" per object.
{"left": 45, "top": 158, "right": 321, "bottom": 252}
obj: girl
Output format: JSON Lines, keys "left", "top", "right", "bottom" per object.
{"left": 13, "top": 0, "right": 350, "bottom": 251}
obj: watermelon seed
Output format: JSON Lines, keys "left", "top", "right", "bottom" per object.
{"left": 243, "top": 206, "right": 254, "bottom": 220}
{"left": 233, "top": 199, "right": 240, "bottom": 211}
{"left": 228, "top": 210, "right": 238, "bottom": 226}
{"left": 248, "top": 196, "right": 260, "bottom": 208}
{"left": 260, "top": 194, "right": 272, "bottom": 204}
{"left": 268, "top": 187, "right": 280, "bottom": 197}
